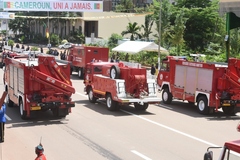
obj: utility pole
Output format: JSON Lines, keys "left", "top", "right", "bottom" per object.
{"left": 158, "top": 0, "right": 162, "bottom": 70}
{"left": 48, "top": 11, "right": 50, "bottom": 45}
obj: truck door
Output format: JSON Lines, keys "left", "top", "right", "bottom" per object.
{"left": 157, "top": 60, "right": 170, "bottom": 87}
{"left": 66, "top": 49, "right": 73, "bottom": 61}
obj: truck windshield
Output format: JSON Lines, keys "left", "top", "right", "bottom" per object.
{"left": 161, "top": 62, "right": 169, "bottom": 71}
{"left": 93, "top": 66, "right": 102, "bottom": 73}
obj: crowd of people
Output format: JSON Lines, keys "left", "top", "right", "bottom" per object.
{"left": 110, "top": 52, "right": 129, "bottom": 63}
{"left": 60, "top": 51, "right": 67, "bottom": 60}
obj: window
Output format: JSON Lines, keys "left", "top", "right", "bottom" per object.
{"left": 161, "top": 62, "right": 169, "bottom": 71}
{"left": 93, "top": 66, "right": 102, "bottom": 73}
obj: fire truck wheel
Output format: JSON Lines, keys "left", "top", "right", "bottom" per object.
{"left": 6, "top": 93, "right": 14, "bottom": 107}
{"left": 78, "top": 68, "right": 83, "bottom": 79}
{"left": 88, "top": 87, "right": 97, "bottom": 103}
{"left": 162, "top": 88, "right": 172, "bottom": 104}
{"left": 222, "top": 106, "right": 236, "bottom": 116}
{"left": 106, "top": 94, "right": 117, "bottom": 111}
{"left": 197, "top": 96, "right": 209, "bottom": 115}
{"left": 19, "top": 100, "right": 27, "bottom": 120}
{"left": 110, "top": 65, "right": 120, "bottom": 79}
{"left": 134, "top": 103, "right": 149, "bottom": 111}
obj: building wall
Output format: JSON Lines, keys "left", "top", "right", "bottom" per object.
{"left": 82, "top": 12, "right": 158, "bottom": 40}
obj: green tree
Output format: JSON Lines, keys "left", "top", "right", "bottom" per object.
{"left": 171, "top": 11, "right": 188, "bottom": 55}
{"left": 108, "top": 33, "right": 123, "bottom": 49}
{"left": 176, "top": 0, "right": 212, "bottom": 8}
{"left": 115, "top": 0, "right": 134, "bottom": 12}
{"left": 9, "top": 17, "right": 29, "bottom": 36}
{"left": 152, "top": 0, "right": 172, "bottom": 47}
{"left": 141, "top": 14, "right": 154, "bottom": 41}
{"left": 175, "top": 0, "right": 220, "bottom": 52}
{"left": 121, "top": 22, "right": 142, "bottom": 40}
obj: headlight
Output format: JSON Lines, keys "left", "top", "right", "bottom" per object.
{"left": 118, "top": 82, "right": 125, "bottom": 93}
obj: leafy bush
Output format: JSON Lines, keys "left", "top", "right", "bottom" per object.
{"left": 108, "top": 33, "right": 123, "bottom": 49}
{"left": 61, "top": 39, "right": 68, "bottom": 44}
{"left": 31, "top": 46, "right": 39, "bottom": 51}
{"left": 8, "top": 39, "right": 14, "bottom": 46}
{"left": 50, "top": 33, "right": 60, "bottom": 46}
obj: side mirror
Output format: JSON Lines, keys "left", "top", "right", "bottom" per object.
{"left": 204, "top": 151, "right": 213, "bottom": 160}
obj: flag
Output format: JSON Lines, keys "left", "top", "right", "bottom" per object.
{"left": 46, "top": 28, "right": 49, "bottom": 38}
{"left": 94, "top": 3, "right": 102, "bottom": 9}
{"left": 4, "top": 2, "right": 14, "bottom": 8}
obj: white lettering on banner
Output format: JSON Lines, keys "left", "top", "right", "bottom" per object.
{"left": 2, "top": 0, "right": 103, "bottom": 12}
{"left": 182, "top": 61, "right": 203, "bottom": 68}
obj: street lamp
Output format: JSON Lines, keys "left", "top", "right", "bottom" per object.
{"left": 158, "top": 0, "right": 162, "bottom": 70}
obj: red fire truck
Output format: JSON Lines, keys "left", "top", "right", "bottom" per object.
{"left": 4, "top": 54, "right": 75, "bottom": 119}
{"left": 157, "top": 56, "right": 240, "bottom": 115}
{"left": 204, "top": 124, "right": 240, "bottom": 160}
{"left": 57, "top": 45, "right": 109, "bottom": 79}
{"left": 84, "top": 61, "right": 160, "bottom": 111}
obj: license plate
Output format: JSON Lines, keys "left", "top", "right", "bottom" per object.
{"left": 31, "top": 106, "right": 41, "bottom": 110}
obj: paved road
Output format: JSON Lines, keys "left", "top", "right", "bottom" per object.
{"left": 0, "top": 60, "right": 240, "bottom": 159}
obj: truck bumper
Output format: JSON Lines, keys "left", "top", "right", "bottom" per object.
{"left": 34, "top": 102, "right": 75, "bottom": 110}
{"left": 118, "top": 97, "right": 161, "bottom": 104}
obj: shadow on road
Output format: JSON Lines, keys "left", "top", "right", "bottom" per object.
{"left": 156, "top": 100, "right": 240, "bottom": 120}
{"left": 5, "top": 105, "right": 69, "bottom": 128}
{"left": 74, "top": 99, "right": 155, "bottom": 116}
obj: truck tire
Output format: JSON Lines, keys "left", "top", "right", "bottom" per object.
{"left": 222, "top": 106, "right": 236, "bottom": 116}
{"left": 197, "top": 96, "right": 209, "bottom": 115}
{"left": 6, "top": 93, "right": 14, "bottom": 107}
{"left": 88, "top": 87, "right": 97, "bottom": 103}
{"left": 19, "top": 100, "right": 27, "bottom": 120}
{"left": 106, "top": 94, "right": 118, "bottom": 111}
{"left": 78, "top": 68, "right": 83, "bottom": 79}
{"left": 110, "top": 65, "right": 120, "bottom": 79}
{"left": 162, "top": 88, "right": 172, "bottom": 104}
{"left": 134, "top": 103, "right": 149, "bottom": 111}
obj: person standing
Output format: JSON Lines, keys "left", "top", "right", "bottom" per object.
{"left": 116, "top": 56, "right": 120, "bottom": 63}
{"left": 155, "top": 63, "right": 159, "bottom": 79}
{"left": 35, "top": 144, "right": 47, "bottom": 160}
{"left": 150, "top": 64, "right": 156, "bottom": 79}
{"left": 40, "top": 47, "right": 43, "bottom": 53}
{"left": 112, "top": 53, "right": 116, "bottom": 61}
{"left": 125, "top": 53, "right": 129, "bottom": 62}
{"left": 0, "top": 103, "right": 6, "bottom": 143}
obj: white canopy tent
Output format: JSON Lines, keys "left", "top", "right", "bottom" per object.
{"left": 112, "top": 41, "right": 168, "bottom": 54}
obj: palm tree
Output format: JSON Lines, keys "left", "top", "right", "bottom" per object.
{"left": 141, "top": 15, "right": 154, "bottom": 41}
{"left": 9, "top": 17, "right": 29, "bottom": 35}
{"left": 121, "top": 22, "right": 142, "bottom": 41}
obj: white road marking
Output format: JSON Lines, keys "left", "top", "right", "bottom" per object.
{"left": 158, "top": 104, "right": 173, "bottom": 110}
{"left": 121, "top": 109, "right": 218, "bottom": 147}
{"left": 76, "top": 91, "right": 217, "bottom": 146}
{"left": 131, "top": 150, "right": 152, "bottom": 160}
{"left": 76, "top": 91, "right": 240, "bottom": 157}
{"left": 5, "top": 114, "right": 11, "bottom": 121}
{"left": 75, "top": 92, "right": 88, "bottom": 98}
